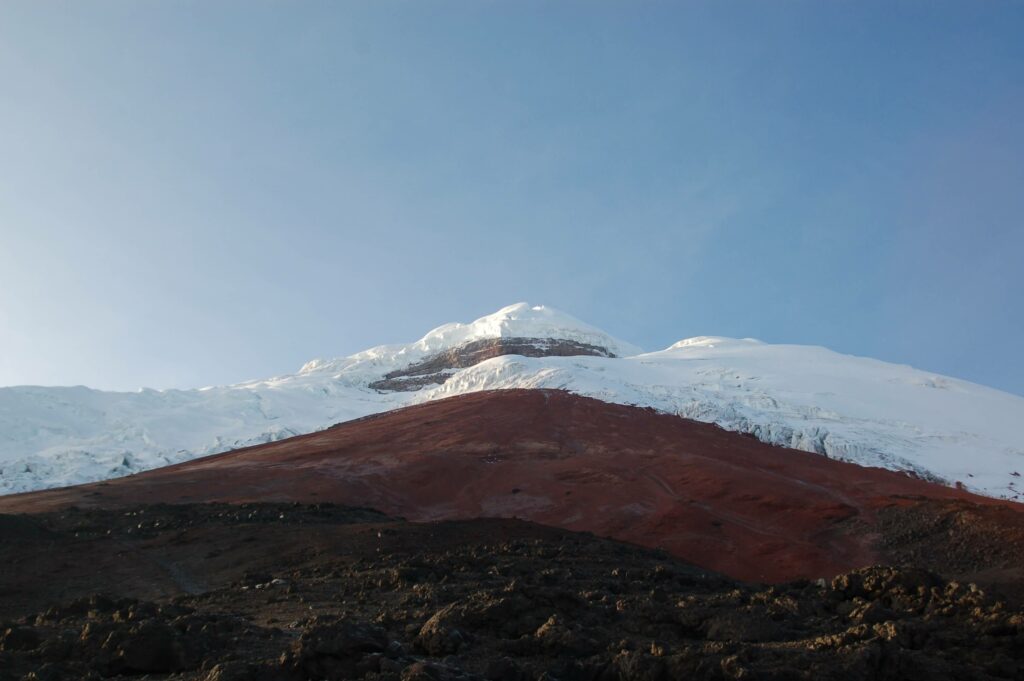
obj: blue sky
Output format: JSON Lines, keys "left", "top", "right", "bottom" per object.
{"left": 1, "top": 1, "right": 1022, "bottom": 394}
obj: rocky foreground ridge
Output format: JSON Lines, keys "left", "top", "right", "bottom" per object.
{"left": 2, "top": 504, "right": 1023, "bottom": 681}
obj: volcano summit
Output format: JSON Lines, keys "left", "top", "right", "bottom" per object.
{"left": 1, "top": 303, "right": 1022, "bottom": 500}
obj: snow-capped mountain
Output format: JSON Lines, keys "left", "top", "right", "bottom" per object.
{"left": 1, "top": 302, "right": 1022, "bottom": 500}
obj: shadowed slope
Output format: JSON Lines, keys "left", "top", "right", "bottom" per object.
{"left": 4, "top": 503, "right": 1022, "bottom": 680}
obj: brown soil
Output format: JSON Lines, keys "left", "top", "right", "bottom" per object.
{"left": 2, "top": 390, "right": 1021, "bottom": 590}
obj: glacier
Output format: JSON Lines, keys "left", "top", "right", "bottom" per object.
{"left": 1, "top": 302, "right": 1022, "bottom": 501}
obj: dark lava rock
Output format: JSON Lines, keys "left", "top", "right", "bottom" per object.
{"left": 483, "top": 657, "right": 531, "bottom": 681}
{"left": 295, "top": 620, "right": 391, "bottom": 678}
{"left": 0, "top": 626, "right": 40, "bottom": 652}
{"left": 300, "top": 619, "right": 389, "bottom": 656}
{"left": 417, "top": 614, "right": 468, "bottom": 656}
{"left": 703, "top": 610, "right": 789, "bottom": 642}
{"left": 109, "top": 619, "right": 201, "bottom": 673}
{"left": 402, "top": 660, "right": 485, "bottom": 681}
{"left": 0, "top": 503, "right": 1022, "bottom": 680}
{"left": 202, "top": 660, "right": 287, "bottom": 681}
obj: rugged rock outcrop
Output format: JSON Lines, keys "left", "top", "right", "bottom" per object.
{"left": 368, "top": 338, "right": 616, "bottom": 391}
{"left": 0, "top": 504, "right": 1021, "bottom": 680}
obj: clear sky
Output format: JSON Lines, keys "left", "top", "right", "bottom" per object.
{"left": 1, "top": 1, "right": 1022, "bottom": 395}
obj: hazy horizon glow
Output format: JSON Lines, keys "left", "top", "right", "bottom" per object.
{"left": 1, "top": 2, "right": 1022, "bottom": 395}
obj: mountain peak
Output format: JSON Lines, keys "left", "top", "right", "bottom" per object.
{"left": 410, "top": 303, "right": 642, "bottom": 358}
{"left": 2, "top": 304, "right": 1023, "bottom": 501}
{"left": 299, "top": 303, "right": 641, "bottom": 375}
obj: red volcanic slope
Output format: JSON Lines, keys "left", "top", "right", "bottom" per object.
{"left": 1, "top": 389, "right": 1017, "bottom": 583}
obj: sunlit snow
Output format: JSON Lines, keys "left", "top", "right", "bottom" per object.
{"left": 1, "top": 303, "right": 1022, "bottom": 501}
